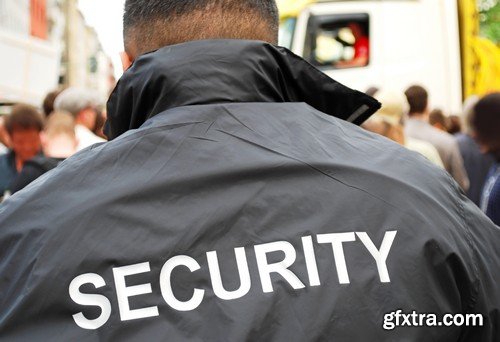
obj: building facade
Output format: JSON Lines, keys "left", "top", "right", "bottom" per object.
{"left": 0, "top": 0, "right": 31, "bottom": 36}
{"left": 60, "top": 0, "right": 115, "bottom": 103}
{"left": 0, "top": 0, "right": 60, "bottom": 106}
{"left": 0, "top": 0, "right": 114, "bottom": 107}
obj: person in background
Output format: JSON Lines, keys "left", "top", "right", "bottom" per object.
{"left": 365, "top": 86, "right": 379, "bottom": 97}
{"left": 447, "top": 115, "right": 462, "bottom": 135}
{"left": 455, "top": 96, "right": 494, "bottom": 206}
{"left": 336, "top": 22, "right": 369, "bottom": 68}
{"left": 54, "top": 87, "right": 106, "bottom": 151}
{"left": 404, "top": 85, "right": 469, "bottom": 191}
{"left": 42, "top": 88, "right": 64, "bottom": 118}
{"left": 470, "top": 93, "right": 500, "bottom": 225}
{"left": 0, "top": 104, "right": 43, "bottom": 196}
{"left": 9, "top": 111, "right": 78, "bottom": 195}
{"left": 429, "top": 109, "right": 448, "bottom": 132}
{"left": 363, "top": 89, "right": 444, "bottom": 168}
{"left": 93, "top": 106, "right": 107, "bottom": 139}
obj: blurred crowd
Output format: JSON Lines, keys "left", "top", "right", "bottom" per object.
{"left": 363, "top": 85, "right": 499, "bottom": 225}
{"left": 0, "top": 87, "right": 107, "bottom": 199}
{"left": 0, "top": 85, "right": 499, "bottom": 225}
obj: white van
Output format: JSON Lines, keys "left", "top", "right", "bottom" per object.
{"left": 278, "top": 0, "right": 500, "bottom": 114}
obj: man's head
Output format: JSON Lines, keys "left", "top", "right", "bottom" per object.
{"left": 5, "top": 104, "right": 43, "bottom": 162}
{"left": 363, "top": 89, "right": 408, "bottom": 145}
{"left": 123, "top": 0, "right": 280, "bottom": 61}
{"left": 447, "top": 115, "right": 462, "bottom": 135}
{"left": 42, "top": 88, "right": 64, "bottom": 117}
{"left": 54, "top": 87, "right": 101, "bottom": 130}
{"left": 405, "top": 85, "right": 428, "bottom": 117}
{"left": 41, "top": 111, "right": 78, "bottom": 158}
{"left": 429, "top": 109, "right": 448, "bottom": 131}
{"left": 470, "top": 93, "right": 500, "bottom": 161}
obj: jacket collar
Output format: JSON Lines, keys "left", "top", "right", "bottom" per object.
{"left": 105, "top": 39, "right": 380, "bottom": 140}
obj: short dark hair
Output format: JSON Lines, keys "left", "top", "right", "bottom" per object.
{"left": 429, "top": 109, "right": 447, "bottom": 128}
{"left": 5, "top": 104, "right": 44, "bottom": 136}
{"left": 123, "top": 0, "right": 279, "bottom": 56}
{"left": 405, "top": 85, "right": 428, "bottom": 115}
{"left": 365, "top": 86, "right": 379, "bottom": 97}
{"left": 447, "top": 115, "right": 462, "bottom": 135}
{"left": 42, "top": 89, "right": 64, "bottom": 117}
{"left": 471, "top": 93, "right": 500, "bottom": 145}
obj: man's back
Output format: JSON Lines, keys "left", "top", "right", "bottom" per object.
{"left": 0, "top": 40, "right": 499, "bottom": 341}
{"left": 405, "top": 118, "right": 469, "bottom": 190}
{"left": 455, "top": 133, "right": 494, "bottom": 206}
{"left": 405, "top": 137, "right": 444, "bottom": 168}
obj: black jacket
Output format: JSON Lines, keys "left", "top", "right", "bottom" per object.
{"left": 0, "top": 40, "right": 499, "bottom": 341}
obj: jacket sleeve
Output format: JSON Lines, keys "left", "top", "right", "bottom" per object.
{"left": 458, "top": 193, "right": 500, "bottom": 341}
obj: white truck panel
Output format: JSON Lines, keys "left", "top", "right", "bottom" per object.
{"left": 0, "top": 30, "right": 60, "bottom": 106}
{"left": 288, "top": 0, "right": 463, "bottom": 114}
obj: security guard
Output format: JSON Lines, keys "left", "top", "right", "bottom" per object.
{"left": 1, "top": 0, "right": 499, "bottom": 340}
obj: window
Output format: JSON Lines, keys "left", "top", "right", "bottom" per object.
{"left": 305, "top": 13, "right": 370, "bottom": 69}
{"left": 30, "top": 0, "right": 47, "bottom": 40}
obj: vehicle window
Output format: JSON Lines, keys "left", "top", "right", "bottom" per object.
{"left": 305, "top": 14, "right": 370, "bottom": 69}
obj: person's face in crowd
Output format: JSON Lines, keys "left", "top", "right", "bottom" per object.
{"left": 10, "top": 128, "right": 42, "bottom": 162}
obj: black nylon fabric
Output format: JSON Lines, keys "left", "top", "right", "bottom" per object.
{"left": 104, "top": 40, "right": 380, "bottom": 140}
{"left": 0, "top": 40, "right": 499, "bottom": 341}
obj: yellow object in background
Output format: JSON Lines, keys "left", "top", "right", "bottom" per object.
{"left": 277, "top": 0, "right": 314, "bottom": 19}
{"left": 458, "top": 0, "right": 500, "bottom": 98}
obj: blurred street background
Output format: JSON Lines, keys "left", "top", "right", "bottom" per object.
{"left": 0, "top": 0, "right": 498, "bottom": 110}
{"left": 0, "top": 0, "right": 125, "bottom": 109}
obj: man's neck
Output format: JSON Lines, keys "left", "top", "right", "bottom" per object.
{"left": 76, "top": 119, "right": 91, "bottom": 131}
{"left": 15, "top": 155, "right": 25, "bottom": 172}
{"left": 409, "top": 112, "right": 428, "bottom": 122}
{"left": 44, "top": 136, "right": 76, "bottom": 159}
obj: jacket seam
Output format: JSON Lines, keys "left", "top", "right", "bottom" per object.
{"left": 448, "top": 175, "right": 480, "bottom": 312}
